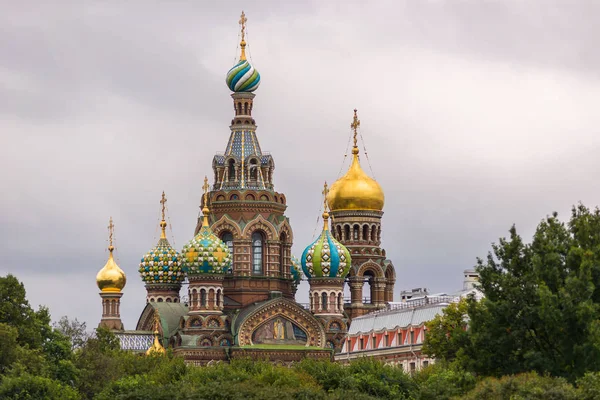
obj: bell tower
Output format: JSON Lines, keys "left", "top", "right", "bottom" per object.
{"left": 327, "top": 110, "right": 396, "bottom": 320}
{"left": 193, "top": 12, "right": 295, "bottom": 308}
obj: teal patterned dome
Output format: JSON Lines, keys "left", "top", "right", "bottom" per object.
{"left": 301, "top": 211, "right": 351, "bottom": 279}
{"left": 226, "top": 59, "right": 261, "bottom": 93}
{"left": 181, "top": 191, "right": 231, "bottom": 275}
{"left": 139, "top": 196, "right": 184, "bottom": 285}
{"left": 139, "top": 237, "right": 184, "bottom": 284}
{"left": 291, "top": 255, "right": 303, "bottom": 284}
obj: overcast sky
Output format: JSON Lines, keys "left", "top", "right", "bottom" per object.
{"left": 1, "top": 1, "right": 599, "bottom": 331}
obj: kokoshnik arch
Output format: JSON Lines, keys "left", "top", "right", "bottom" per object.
{"left": 94, "top": 12, "right": 396, "bottom": 364}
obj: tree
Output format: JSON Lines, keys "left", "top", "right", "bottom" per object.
{"left": 0, "top": 274, "right": 50, "bottom": 348}
{"left": 54, "top": 316, "right": 89, "bottom": 351}
{"left": 422, "top": 298, "right": 471, "bottom": 363}
{"left": 463, "top": 204, "right": 600, "bottom": 380}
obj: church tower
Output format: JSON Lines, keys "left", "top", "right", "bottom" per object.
{"left": 195, "top": 12, "right": 294, "bottom": 308}
{"left": 327, "top": 110, "right": 396, "bottom": 320}
{"left": 301, "top": 183, "right": 351, "bottom": 351}
{"left": 96, "top": 217, "right": 126, "bottom": 330}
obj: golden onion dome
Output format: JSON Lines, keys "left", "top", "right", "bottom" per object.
{"left": 96, "top": 218, "right": 127, "bottom": 292}
{"left": 327, "top": 110, "right": 384, "bottom": 212}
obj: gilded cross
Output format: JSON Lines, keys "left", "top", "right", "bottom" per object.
{"left": 239, "top": 11, "right": 247, "bottom": 41}
{"left": 108, "top": 217, "right": 114, "bottom": 248}
{"left": 202, "top": 176, "right": 209, "bottom": 205}
{"left": 350, "top": 109, "right": 360, "bottom": 148}
{"left": 322, "top": 181, "right": 329, "bottom": 212}
{"left": 160, "top": 191, "right": 167, "bottom": 221}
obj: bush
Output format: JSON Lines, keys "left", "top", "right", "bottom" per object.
{"left": 461, "top": 371, "right": 576, "bottom": 400}
{"left": 412, "top": 363, "right": 476, "bottom": 400}
{"left": 0, "top": 373, "right": 80, "bottom": 400}
{"left": 577, "top": 372, "right": 600, "bottom": 400}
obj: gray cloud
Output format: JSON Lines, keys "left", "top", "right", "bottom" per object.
{"left": 1, "top": 0, "right": 599, "bottom": 329}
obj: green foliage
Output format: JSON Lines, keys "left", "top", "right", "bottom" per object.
{"left": 0, "top": 323, "right": 18, "bottom": 373}
{"left": 422, "top": 298, "right": 471, "bottom": 363}
{"left": 412, "top": 363, "right": 476, "bottom": 400}
{"left": 460, "top": 205, "right": 600, "bottom": 380}
{"left": 54, "top": 316, "right": 89, "bottom": 350}
{"left": 0, "top": 373, "right": 81, "bottom": 400}
{"left": 576, "top": 372, "right": 600, "bottom": 400}
{"left": 460, "top": 372, "right": 576, "bottom": 400}
{"left": 0, "top": 274, "right": 51, "bottom": 349}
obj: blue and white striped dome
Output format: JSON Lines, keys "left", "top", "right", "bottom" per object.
{"left": 225, "top": 59, "right": 261, "bottom": 92}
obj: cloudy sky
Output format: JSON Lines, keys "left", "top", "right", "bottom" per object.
{"left": 2, "top": 1, "right": 599, "bottom": 331}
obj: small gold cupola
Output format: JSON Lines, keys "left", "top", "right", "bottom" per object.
{"left": 96, "top": 217, "right": 127, "bottom": 292}
{"left": 327, "top": 110, "right": 385, "bottom": 212}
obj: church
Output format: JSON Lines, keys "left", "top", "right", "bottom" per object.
{"left": 94, "top": 12, "right": 396, "bottom": 365}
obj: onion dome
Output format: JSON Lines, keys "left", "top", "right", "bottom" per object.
{"left": 225, "top": 11, "right": 261, "bottom": 93}
{"left": 181, "top": 177, "right": 232, "bottom": 275}
{"left": 327, "top": 110, "right": 385, "bottom": 212}
{"left": 301, "top": 183, "right": 351, "bottom": 279}
{"left": 139, "top": 192, "right": 184, "bottom": 285}
{"left": 290, "top": 255, "right": 303, "bottom": 284}
{"left": 96, "top": 217, "right": 127, "bottom": 292}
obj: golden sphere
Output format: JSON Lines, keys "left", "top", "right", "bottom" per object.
{"left": 96, "top": 251, "right": 127, "bottom": 292}
{"left": 327, "top": 154, "right": 384, "bottom": 211}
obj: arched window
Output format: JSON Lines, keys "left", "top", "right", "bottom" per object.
{"left": 313, "top": 292, "right": 320, "bottom": 312}
{"left": 344, "top": 225, "right": 350, "bottom": 241}
{"left": 216, "top": 289, "right": 221, "bottom": 308}
{"left": 338, "top": 293, "right": 343, "bottom": 311}
{"left": 321, "top": 292, "right": 328, "bottom": 312}
{"left": 336, "top": 225, "right": 342, "bottom": 241}
{"left": 228, "top": 160, "right": 235, "bottom": 182}
{"left": 279, "top": 232, "right": 287, "bottom": 276}
{"left": 252, "top": 231, "right": 264, "bottom": 275}
{"left": 363, "top": 225, "right": 369, "bottom": 242}
{"left": 221, "top": 232, "right": 234, "bottom": 257}
{"left": 249, "top": 159, "right": 258, "bottom": 181}
{"left": 200, "top": 289, "right": 207, "bottom": 307}
{"left": 353, "top": 225, "right": 359, "bottom": 240}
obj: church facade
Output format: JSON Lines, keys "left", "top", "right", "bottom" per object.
{"left": 94, "top": 12, "right": 397, "bottom": 365}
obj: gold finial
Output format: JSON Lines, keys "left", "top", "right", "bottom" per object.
{"left": 146, "top": 312, "right": 166, "bottom": 356}
{"left": 202, "top": 176, "right": 210, "bottom": 227}
{"left": 239, "top": 11, "right": 248, "bottom": 61}
{"left": 350, "top": 109, "right": 360, "bottom": 155}
{"left": 322, "top": 181, "right": 330, "bottom": 226}
{"left": 108, "top": 217, "right": 115, "bottom": 252}
{"left": 159, "top": 191, "right": 167, "bottom": 239}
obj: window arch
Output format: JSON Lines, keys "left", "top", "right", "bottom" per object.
{"left": 200, "top": 289, "right": 207, "bottom": 307}
{"left": 249, "top": 159, "right": 258, "bottom": 181}
{"left": 252, "top": 231, "right": 264, "bottom": 275}
{"left": 321, "top": 292, "right": 328, "bottom": 312}
{"left": 344, "top": 225, "right": 350, "bottom": 241}
{"left": 363, "top": 225, "right": 369, "bottom": 242}
{"left": 221, "top": 231, "right": 234, "bottom": 256}
{"left": 353, "top": 225, "right": 359, "bottom": 240}
{"left": 228, "top": 160, "right": 235, "bottom": 182}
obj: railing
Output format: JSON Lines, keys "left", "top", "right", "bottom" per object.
{"left": 375, "top": 296, "right": 455, "bottom": 314}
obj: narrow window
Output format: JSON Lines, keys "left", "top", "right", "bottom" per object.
{"left": 321, "top": 292, "right": 328, "bottom": 311}
{"left": 200, "top": 289, "right": 207, "bottom": 307}
{"left": 353, "top": 225, "right": 359, "bottom": 240}
{"left": 252, "top": 232, "right": 264, "bottom": 275}
{"left": 410, "top": 331, "right": 415, "bottom": 344}
{"left": 359, "top": 338, "right": 364, "bottom": 350}
{"left": 228, "top": 160, "right": 235, "bottom": 182}
{"left": 372, "top": 336, "right": 377, "bottom": 349}
{"left": 221, "top": 232, "right": 234, "bottom": 256}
